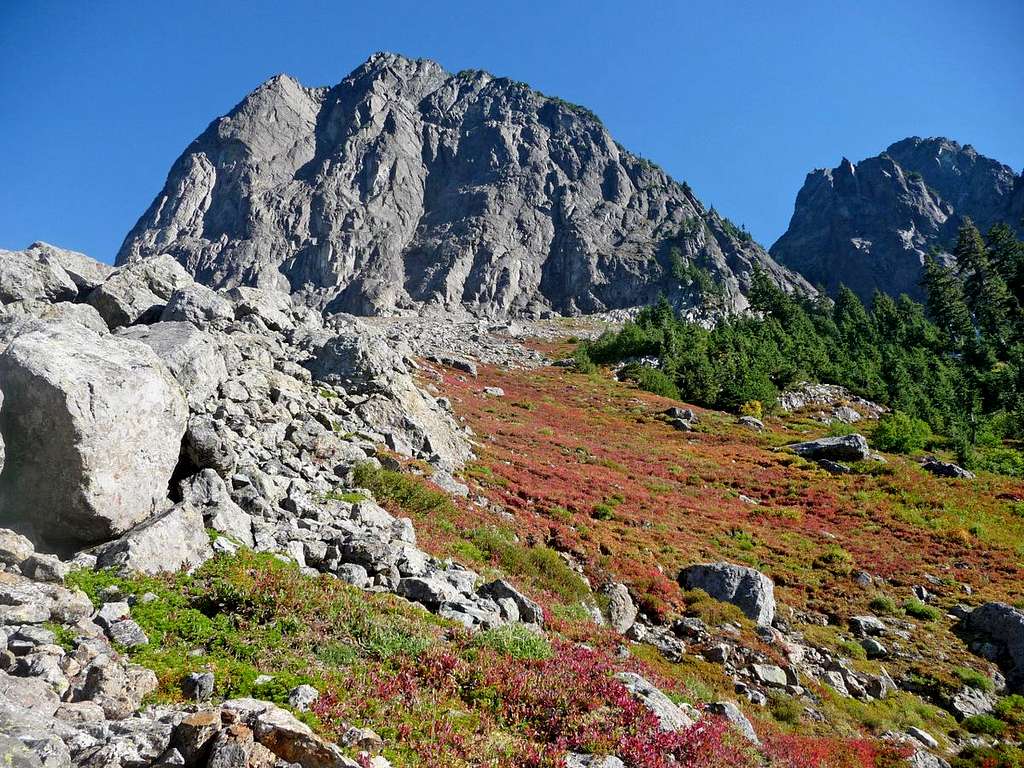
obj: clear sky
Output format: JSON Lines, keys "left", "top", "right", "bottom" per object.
{"left": 2, "top": 0, "right": 1022, "bottom": 263}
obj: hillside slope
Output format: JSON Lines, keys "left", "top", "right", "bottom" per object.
{"left": 117, "top": 52, "right": 811, "bottom": 318}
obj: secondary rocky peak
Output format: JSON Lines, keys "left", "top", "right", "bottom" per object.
{"left": 118, "top": 52, "right": 812, "bottom": 318}
{"left": 771, "top": 136, "right": 1023, "bottom": 301}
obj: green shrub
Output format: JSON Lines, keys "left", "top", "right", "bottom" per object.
{"left": 813, "top": 545, "right": 854, "bottom": 575}
{"left": 838, "top": 639, "right": 867, "bottom": 660}
{"left": 352, "top": 462, "right": 453, "bottom": 518}
{"left": 572, "top": 347, "right": 597, "bottom": 374}
{"left": 904, "top": 598, "right": 941, "bottom": 622}
{"left": 464, "top": 526, "right": 589, "bottom": 603}
{"left": 873, "top": 411, "right": 932, "bottom": 454}
{"left": 739, "top": 400, "right": 763, "bottom": 420}
{"left": 620, "top": 364, "right": 680, "bottom": 400}
{"left": 869, "top": 594, "right": 897, "bottom": 615}
{"left": 995, "top": 694, "right": 1024, "bottom": 726}
{"left": 951, "top": 744, "right": 1024, "bottom": 768}
{"left": 962, "top": 713, "right": 1007, "bottom": 736}
{"left": 767, "top": 692, "right": 802, "bottom": 725}
{"left": 972, "top": 447, "right": 1024, "bottom": 477}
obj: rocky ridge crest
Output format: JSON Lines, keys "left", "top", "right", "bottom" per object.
{"left": 118, "top": 52, "right": 812, "bottom": 318}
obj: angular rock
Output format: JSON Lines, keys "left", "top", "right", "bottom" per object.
{"left": 287, "top": 684, "right": 319, "bottom": 712}
{"left": 94, "top": 503, "right": 213, "bottom": 575}
{"left": 0, "top": 670, "right": 59, "bottom": 715}
{"left": 182, "top": 416, "right": 237, "bottom": 476}
{"left": 950, "top": 685, "right": 995, "bottom": 720}
{"left": 0, "top": 320, "right": 187, "bottom": 547}
{"left": 478, "top": 579, "right": 544, "bottom": 625}
{"left": 160, "top": 284, "right": 234, "bottom": 326}
{"left": 183, "top": 671, "right": 215, "bottom": 702}
{"left": 967, "top": 602, "right": 1024, "bottom": 687}
{"left": 921, "top": 458, "right": 975, "bottom": 479}
{"left": 0, "top": 528, "right": 34, "bottom": 566}
{"left": 678, "top": 562, "right": 776, "bottom": 625}
{"left": 0, "top": 245, "right": 78, "bottom": 304}
{"left": 614, "top": 672, "right": 693, "bottom": 731}
{"left": 751, "top": 663, "right": 788, "bottom": 687}
{"left": 224, "top": 698, "right": 348, "bottom": 768}
{"left": 707, "top": 700, "right": 759, "bottom": 744}
{"left": 87, "top": 254, "right": 193, "bottom": 329}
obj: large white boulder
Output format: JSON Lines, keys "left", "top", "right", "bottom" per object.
{"left": 0, "top": 321, "right": 187, "bottom": 547}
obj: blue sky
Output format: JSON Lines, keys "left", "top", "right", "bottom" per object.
{"left": 2, "top": 0, "right": 1022, "bottom": 263}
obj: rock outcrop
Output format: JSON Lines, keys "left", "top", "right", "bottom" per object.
{"left": 117, "top": 52, "right": 812, "bottom": 318}
{"left": 0, "top": 320, "right": 188, "bottom": 548}
{"left": 771, "top": 137, "right": 1024, "bottom": 301}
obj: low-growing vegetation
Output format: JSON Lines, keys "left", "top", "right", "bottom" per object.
{"left": 65, "top": 550, "right": 903, "bottom": 768}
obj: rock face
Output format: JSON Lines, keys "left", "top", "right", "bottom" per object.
{"left": 678, "top": 562, "right": 776, "bottom": 625}
{"left": 966, "top": 602, "right": 1024, "bottom": 689}
{"left": 0, "top": 321, "right": 188, "bottom": 548}
{"left": 118, "top": 52, "right": 812, "bottom": 318}
{"left": 771, "top": 137, "right": 1024, "bottom": 301}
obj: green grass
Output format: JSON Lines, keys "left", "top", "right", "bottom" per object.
{"left": 472, "top": 625, "right": 552, "bottom": 661}
{"left": 904, "top": 598, "right": 942, "bottom": 622}
{"left": 353, "top": 461, "right": 455, "bottom": 519}
{"left": 324, "top": 490, "right": 367, "bottom": 503}
{"left": 66, "top": 550, "right": 444, "bottom": 707}
{"left": 953, "top": 666, "right": 995, "bottom": 693}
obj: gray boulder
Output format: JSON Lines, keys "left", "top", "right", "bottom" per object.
{"left": 478, "top": 579, "right": 544, "bottom": 625}
{"left": 967, "top": 602, "right": 1024, "bottom": 688}
{"left": 0, "top": 321, "right": 187, "bottom": 547}
{"left": 31, "top": 242, "right": 113, "bottom": 292}
{"left": 614, "top": 672, "right": 693, "bottom": 731}
{"left": 921, "top": 458, "right": 975, "bottom": 479}
{"left": 118, "top": 321, "right": 227, "bottom": 407}
{"left": 603, "top": 582, "right": 638, "bottom": 634}
{"left": 94, "top": 502, "right": 213, "bottom": 575}
{"left": 679, "top": 562, "right": 776, "bottom": 625}
{"left": 88, "top": 254, "right": 193, "bottom": 329}
{"left": 0, "top": 528, "right": 34, "bottom": 566}
{"left": 707, "top": 701, "right": 759, "bottom": 744}
{"left": 787, "top": 434, "right": 870, "bottom": 462}
{"left": 179, "top": 470, "right": 254, "bottom": 547}
{"left": 183, "top": 415, "right": 237, "bottom": 476}
{"left": 0, "top": 299, "right": 109, "bottom": 334}
{"left": 160, "top": 284, "right": 234, "bottom": 326}
{"left": 0, "top": 245, "right": 78, "bottom": 304}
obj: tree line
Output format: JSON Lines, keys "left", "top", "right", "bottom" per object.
{"left": 578, "top": 219, "right": 1024, "bottom": 472}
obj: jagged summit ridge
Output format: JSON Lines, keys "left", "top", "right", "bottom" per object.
{"left": 118, "top": 52, "right": 812, "bottom": 317}
{"left": 770, "top": 136, "right": 1023, "bottom": 301}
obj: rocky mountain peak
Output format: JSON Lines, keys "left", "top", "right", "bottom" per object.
{"left": 771, "top": 136, "right": 1023, "bottom": 301}
{"left": 118, "top": 53, "right": 812, "bottom": 318}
